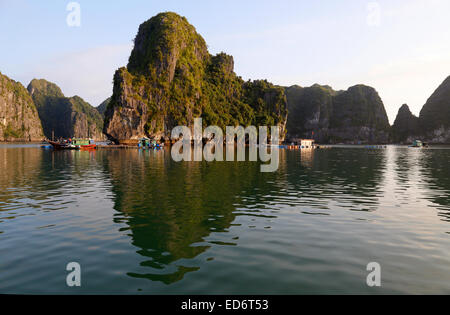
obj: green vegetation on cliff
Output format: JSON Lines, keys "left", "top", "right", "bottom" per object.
{"left": 28, "top": 79, "right": 104, "bottom": 140}
{"left": 104, "top": 12, "right": 287, "bottom": 142}
{"left": 0, "top": 72, "right": 43, "bottom": 141}
{"left": 330, "top": 85, "right": 390, "bottom": 131}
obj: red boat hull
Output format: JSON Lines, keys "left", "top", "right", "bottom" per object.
{"left": 80, "top": 144, "right": 97, "bottom": 150}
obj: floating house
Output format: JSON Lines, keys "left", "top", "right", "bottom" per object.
{"left": 286, "top": 139, "right": 316, "bottom": 150}
{"left": 300, "top": 139, "right": 315, "bottom": 149}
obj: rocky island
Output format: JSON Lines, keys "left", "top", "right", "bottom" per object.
{"left": 103, "top": 12, "right": 287, "bottom": 144}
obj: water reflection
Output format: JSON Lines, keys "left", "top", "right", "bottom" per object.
{"left": 0, "top": 149, "right": 104, "bottom": 227}
{"left": 1, "top": 145, "right": 450, "bottom": 293}
{"left": 418, "top": 148, "right": 450, "bottom": 221}
{"left": 102, "top": 149, "right": 286, "bottom": 284}
{"left": 98, "top": 147, "right": 392, "bottom": 284}
{"left": 281, "top": 148, "right": 387, "bottom": 213}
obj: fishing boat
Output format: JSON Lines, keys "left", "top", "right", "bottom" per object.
{"left": 47, "top": 139, "right": 96, "bottom": 150}
{"left": 47, "top": 140, "right": 79, "bottom": 150}
{"left": 72, "top": 138, "right": 97, "bottom": 150}
{"left": 409, "top": 140, "right": 423, "bottom": 148}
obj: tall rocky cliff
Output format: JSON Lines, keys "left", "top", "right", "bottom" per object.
{"left": 27, "top": 79, "right": 105, "bottom": 140}
{"left": 0, "top": 72, "right": 43, "bottom": 141}
{"left": 104, "top": 12, "right": 287, "bottom": 144}
{"left": 391, "top": 104, "right": 420, "bottom": 143}
{"left": 418, "top": 76, "right": 450, "bottom": 143}
{"left": 286, "top": 84, "right": 390, "bottom": 144}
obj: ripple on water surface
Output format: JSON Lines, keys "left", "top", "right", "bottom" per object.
{"left": 0, "top": 146, "right": 449, "bottom": 294}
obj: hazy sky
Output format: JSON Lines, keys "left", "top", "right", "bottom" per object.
{"left": 1, "top": 0, "right": 450, "bottom": 123}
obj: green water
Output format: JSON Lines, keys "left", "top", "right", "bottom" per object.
{"left": 0, "top": 145, "right": 449, "bottom": 294}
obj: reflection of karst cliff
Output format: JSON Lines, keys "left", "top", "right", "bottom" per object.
{"left": 101, "top": 148, "right": 286, "bottom": 284}
{"left": 0, "top": 148, "right": 102, "bottom": 217}
{"left": 0, "top": 148, "right": 44, "bottom": 208}
{"left": 419, "top": 149, "right": 450, "bottom": 221}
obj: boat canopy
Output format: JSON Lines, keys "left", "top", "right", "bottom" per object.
{"left": 72, "top": 139, "right": 94, "bottom": 146}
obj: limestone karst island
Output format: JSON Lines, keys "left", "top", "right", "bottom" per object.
{"left": 1, "top": 3, "right": 450, "bottom": 298}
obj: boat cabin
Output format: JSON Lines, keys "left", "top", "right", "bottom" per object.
{"left": 412, "top": 140, "right": 423, "bottom": 148}
{"left": 71, "top": 139, "right": 95, "bottom": 146}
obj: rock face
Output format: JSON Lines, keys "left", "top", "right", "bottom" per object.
{"left": 391, "top": 104, "right": 420, "bottom": 143}
{"left": 27, "top": 79, "right": 105, "bottom": 140}
{"left": 0, "top": 72, "right": 43, "bottom": 141}
{"left": 286, "top": 84, "right": 390, "bottom": 144}
{"left": 391, "top": 76, "right": 450, "bottom": 143}
{"left": 97, "top": 97, "right": 111, "bottom": 117}
{"left": 104, "top": 12, "right": 287, "bottom": 144}
{"left": 419, "top": 76, "right": 450, "bottom": 143}
{"left": 330, "top": 85, "right": 390, "bottom": 143}
{"left": 285, "top": 84, "right": 335, "bottom": 142}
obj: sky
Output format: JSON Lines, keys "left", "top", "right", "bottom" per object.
{"left": 1, "top": 0, "right": 450, "bottom": 124}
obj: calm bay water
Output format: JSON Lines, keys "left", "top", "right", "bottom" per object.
{"left": 0, "top": 144, "right": 449, "bottom": 294}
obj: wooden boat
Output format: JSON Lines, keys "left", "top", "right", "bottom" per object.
{"left": 48, "top": 139, "right": 96, "bottom": 150}
{"left": 47, "top": 140, "right": 79, "bottom": 150}
{"left": 72, "top": 138, "right": 97, "bottom": 150}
